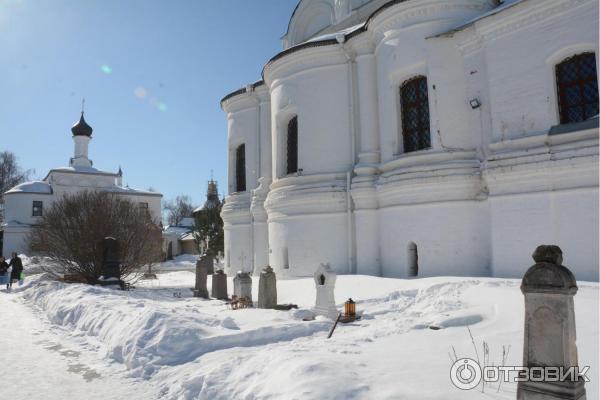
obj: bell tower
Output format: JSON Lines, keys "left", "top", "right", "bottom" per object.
{"left": 70, "top": 104, "right": 93, "bottom": 168}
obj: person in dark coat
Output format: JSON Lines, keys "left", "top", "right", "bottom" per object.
{"left": 0, "top": 256, "right": 9, "bottom": 290}
{"left": 8, "top": 252, "right": 23, "bottom": 288}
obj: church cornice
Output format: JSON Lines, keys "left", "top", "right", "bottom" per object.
{"left": 220, "top": 80, "right": 266, "bottom": 110}
{"left": 237, "top": 0, "right": 494, "bottom": 95}
{"left": 450, "top": 0, "right": 593, "bottom": 55}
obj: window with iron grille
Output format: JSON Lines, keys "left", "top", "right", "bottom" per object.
{"left": 400, "top": 76, "right": 431, "bottom": 153}
{"left": 287, "top": 116, "right": 298, "bottom": 175}
{"left": 235, "top": 144, "right": 246, "bottom": 192}
{"left": 32, "top": 201, "right": 43, "bottom": 217}
{"left": 556, "top": 52, "right": 598, "bottom": 124}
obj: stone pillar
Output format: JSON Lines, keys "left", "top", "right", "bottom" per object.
{"left": 355, "top": 51, "right": 379, "bottom": 168}
{"left": 211, "top": 269, "right": 228, "bottom": 300}
{"left": 251, "top": 178, "right": 270, "bottom": 276}
{"left": 193, "top": 259, "right": 209, "bottom": 299}
{"left": 313, "top": 263, "right": 338, "bottom": 319}
{"left": 233, "top": 271, "right": 252, "bottom": 300}
{"left": 258, "top": 266, "right": 277, "bottom": 309}
{"left": 197, "top": 253, "right": 214, "bottom": 275}
{"left": 518, "top": 245, "right": 586, "bottom": 400}
{"left": 352, "top": 46, "right": 381, "bottom": 277}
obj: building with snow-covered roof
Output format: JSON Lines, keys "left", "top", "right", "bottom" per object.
{"left": 163, "top": 217, "right": 197, "bottom": 260}
{"left": 1, "top": 112, "right": 162, "bottom": 258}
{"left": 220, "top": 0, "right": 599, "bottom": 281}
{"left": 162, "top": 180, "right": 224, "bottom": 260}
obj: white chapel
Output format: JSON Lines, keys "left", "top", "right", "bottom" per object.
{"left": 1, "top": 112, "right": 162, "bottom": 258}
{"left": 220, "top": 0, "right": 599, "bottom": 282}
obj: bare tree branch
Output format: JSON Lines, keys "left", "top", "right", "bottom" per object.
{"left": 28, "top": 190, "right": 162, "bottom": 284}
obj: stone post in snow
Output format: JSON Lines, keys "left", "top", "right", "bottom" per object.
{"left": 192, "top": 255, "right": 209, "bottom": 298}
{"left": 518, "top": 245, "right": 586, "bottom": 400}
{"left": 233, "top": 271, "right": 252, "bottom": 300}
{"left": 211, "top": 269, "right": 228, "bottom": 300}
{"left": 313, "top": 263, "right": 338, "bottom": 319}
{"left": 258, "top": 266, "right": 277, "bottom": 309}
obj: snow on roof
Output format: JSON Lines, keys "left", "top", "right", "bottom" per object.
{"left": 49, "top": 166, "right": 118, "bottom": 176}
{"left": 180, "top": 232, "right": 196, "bottom": 242}
{"left": 179, "top": 217, "right": 195, "bottom": 228}
{"left": 1, "top": 220, "right": 32, "bottom": 228}
{"left": 110, "top": 186, "right": 162, "bottom": 197}
{"left": 306, "top": 23, "right": 365, "bottom": 44}
{"left": 431, "top": 0, "right": 527, "bottom": 38}
{"left": 164, "top": 226, "right": 192, "bottom": 236}
{"left": 4, "top": 181, "right": 53, "bottom": 195}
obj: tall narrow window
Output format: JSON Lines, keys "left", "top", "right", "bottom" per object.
{"left": 400, "top": 76, "right": 431, "bottom": 153}
{"left": 407, "top": 242, "right": 418, "bottom": 277}
{"left": 235, "top": 144, "right": 246, "bottom": 192}
{"left": 32, "top": 201, "right": 43, "bottom": 217}
{"left": 556, "top": 52, "right": 598, "bottom": 124}
{"left": 286, "top": 116, "right": 298, "bottom": 175}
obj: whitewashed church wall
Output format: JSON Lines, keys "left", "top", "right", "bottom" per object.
{"left": 482, "top": 0, "right": 599, "bottom": 142}
{"left": 252, "top": 221, "right": 269, "bottom": 274}
{"left": 270, "top": 63, "right": 352, "bottom": 178}
{"left": 225, "top": 101, "right": 260, "bottom": 194}
{"left": 378, "top": 201, "right": 490, "bottom": 278}
{"left": 489, "top": 188, "right": 599, "bottom": 282}
{"left": 224, "top": 222, "right": 253, "bottom": 274}
{"left": 268, "top": 212, "right": 349, "bottom": 276}
{"left": 2, "top": 228, "right": 29, "bottom": 258}
{"left": 222, "top": 0, "right": 599, "bottom": 281}
{"left": 373, "top": 1, "right": 494, "bottom": 162}
{"left": 257, "top": 90, "right": 273, "bottom": 183}
{"left": 354, "top": 209, "right": 380, "bottom": 276}
{"left": 426, "top": 38, "right": 475, "bottom": 151}
{"left": 3, "top": 193, "right": 52, "bottom": 227}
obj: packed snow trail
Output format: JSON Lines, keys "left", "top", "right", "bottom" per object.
{"left": 0, "top": 292, "right": 157, "bottom": 400}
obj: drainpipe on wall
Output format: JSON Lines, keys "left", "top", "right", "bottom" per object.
{"left": 338, "top": 35, "right": 357, "bottom": 275}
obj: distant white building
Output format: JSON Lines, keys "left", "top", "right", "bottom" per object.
{"left": 162, "top": 180, "right": 223, "bottom": 259}
{"left": 1, "top": 112, "right": 162, "bottom": 258}
{"left": 220, "top": 0, "right": 599, "bottom": 281}
{"left": 163, "top": 217, "right": 197, "bottom": 259}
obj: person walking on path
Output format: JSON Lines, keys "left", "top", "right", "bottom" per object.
{"left": 0, "top": 257, "right": 9, "bottom": 290}
{"left": 8, "top": 252, "right": 23, "bottom": 289}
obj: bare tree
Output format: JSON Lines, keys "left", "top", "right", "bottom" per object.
{"left": 28, "top": 190, "right": 163, "bottom": 284}
{"left": 0, "top": 151, "right": 31, "bottom": 222}
{"left": 163, "top": 195, "right": 194, "bottom": 226}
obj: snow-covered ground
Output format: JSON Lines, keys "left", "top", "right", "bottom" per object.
{"left": 0, "top": 257, "right": 598, "bottom": 400}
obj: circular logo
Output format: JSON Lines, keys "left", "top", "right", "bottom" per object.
{"left": 450, "top": 358, "right": 482, "bottom": 390}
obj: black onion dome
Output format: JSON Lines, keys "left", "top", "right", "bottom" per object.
{"left": 71, "top": 112, "right": 93, "bottom": 137}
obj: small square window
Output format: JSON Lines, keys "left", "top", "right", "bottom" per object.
{"left": 32, "top": 201, "right": 43, "bottom": 217}
{"left": 139, "top": 202, "right": 149, "bottom": 209}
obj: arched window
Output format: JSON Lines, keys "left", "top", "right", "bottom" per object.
{"left": 400, "top": 76, "right": 431, "bottom": 153}
{"left": 556, "top": 52, "right": 598, "bottom": 124}
{"left": 235, "top": 144, "right": 246, "bottom": 192}
{"left": 286, "top": 116, "right": 298, "bottom": 175}
{"left": 407, "top": 242, "right": 418, "bottom": 277}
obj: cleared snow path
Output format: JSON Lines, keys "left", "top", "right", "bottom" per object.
{"left": 0, "top": 292, "right": 157, "bottom": 400}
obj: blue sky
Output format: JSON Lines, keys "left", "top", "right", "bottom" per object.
{"left": 0, "top": 0, "right": 298, "bottom": 206}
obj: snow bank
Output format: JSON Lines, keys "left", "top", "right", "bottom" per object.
{"left": 13, "top": 266, "right": 599, "bottom": 399}
{"left": 21, "top": 275, "right": 330, "bottom": 379}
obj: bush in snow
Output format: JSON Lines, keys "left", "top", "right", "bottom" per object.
{"left": 28, "top": 190, "right": 162, "bottom": 283}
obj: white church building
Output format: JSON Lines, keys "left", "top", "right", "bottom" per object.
{"left": 1, "top": 112, "right": 162, "bottom": 258}
{"left": 221, "top": 0, "right": 599, "bottom": 281}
